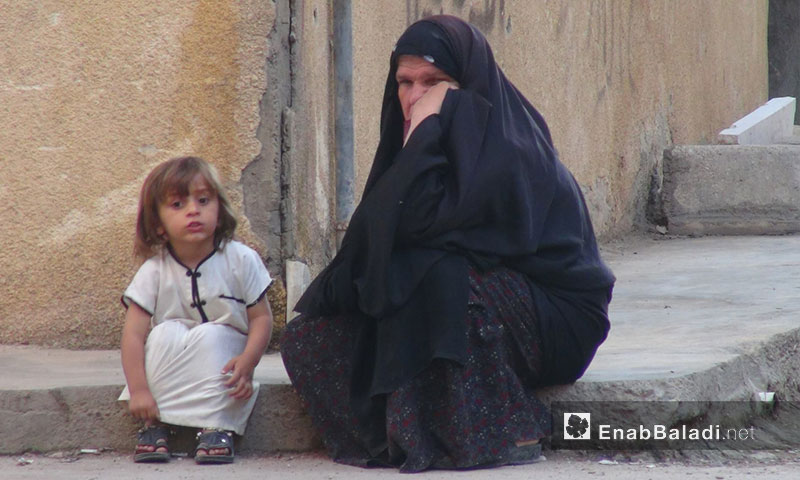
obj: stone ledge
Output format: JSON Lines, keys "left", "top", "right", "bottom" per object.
{"left": 718, "top": 97, "right": 796, "bottom": 145}
{"left": 662, "top": 145, "right": 800, "bottom": 235}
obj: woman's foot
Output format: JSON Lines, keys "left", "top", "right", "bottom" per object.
{"left": 507, "top": 439, "right": 543, "bottom": 465}
{"left": 194, "top": 429, "right": 235, "bottom": 464}
{"left": 134, "top": 425, "right": 170, "bottom": 463}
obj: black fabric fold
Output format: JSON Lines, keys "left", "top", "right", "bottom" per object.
{"left": 295, "top": 15, "right": 615, "bottom": 401}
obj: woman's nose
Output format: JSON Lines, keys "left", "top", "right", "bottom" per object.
{"left": 409, "top": 83, "right": 429, "bottom": 106}
{"left": 405, "top": 87, "right": 426, "bottom": 117}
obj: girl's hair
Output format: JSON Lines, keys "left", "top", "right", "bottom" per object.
{"left": 134, "top": 156, "right": 237, "bottom": 260}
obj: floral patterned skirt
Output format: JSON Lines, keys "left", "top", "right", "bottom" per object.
{"left": 281, "top": 266, "right": 550, "bottom": 472}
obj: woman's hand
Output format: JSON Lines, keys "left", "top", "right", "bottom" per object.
{"left": 405, "top": 81, "right": 459, "bottom": 145}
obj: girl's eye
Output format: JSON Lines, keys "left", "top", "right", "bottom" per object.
{"left": 198, "top": 197, "right": 209, "bottom": 205}
{"left": 170, "top": 200, "right": 183, "bottom": 209}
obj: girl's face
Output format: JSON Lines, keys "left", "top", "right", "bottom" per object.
{"left": 157, "top": 173, "right": 219, "bottom": 258}
{"left": 395, "top": 55, "right": 457, "bottom": 121}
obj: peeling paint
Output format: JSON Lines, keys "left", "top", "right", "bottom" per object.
{"left": 314, "top": 107, "right": 331, "bottom": 230}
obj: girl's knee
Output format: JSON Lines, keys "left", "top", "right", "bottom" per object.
{"left": 186, "top": 323, "right": 244, "bottom": 351}
{"left": 147, "top": 321, "right": 190, "bottom": 348}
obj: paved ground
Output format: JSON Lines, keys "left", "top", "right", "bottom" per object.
{"left": 5, "top": 234, "right": 800, "bottom": 390}
{"left": 5, "top": 449, "right": 800, "bottom": 480}
{"left": 591, "top": 234, "right": 800, "bottom": 381}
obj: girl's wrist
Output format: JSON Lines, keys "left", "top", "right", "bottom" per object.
{"left": 240, "top": 349, "right": 262, "bottom": 366}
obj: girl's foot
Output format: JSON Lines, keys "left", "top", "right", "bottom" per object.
{"left": 134, "top": 425, "right": 170, "bottom": 463}
{"left": 194, "top": 429, "right": 235, "bottom": 464}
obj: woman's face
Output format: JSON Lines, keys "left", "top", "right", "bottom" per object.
{"left": 395, "top": 55, "right": 457, "bottom": 121}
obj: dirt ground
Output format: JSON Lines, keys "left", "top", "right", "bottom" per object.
{"left": 5, "top": 449, "right": 800, "bottom": 480}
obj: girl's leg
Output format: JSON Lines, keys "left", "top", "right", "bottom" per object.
{"left": 144, "top": 321, "right": 256, "bottom": 436}
{"left": 133, "top": 424, "right": 171, "bottom": 462}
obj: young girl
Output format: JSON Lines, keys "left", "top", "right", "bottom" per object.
{"left": 119, "top": 156, "right": 273, "bottom": 464}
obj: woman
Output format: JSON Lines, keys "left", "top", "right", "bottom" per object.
{"left": 281, "top": 15, "right": 615, "bottom": 472}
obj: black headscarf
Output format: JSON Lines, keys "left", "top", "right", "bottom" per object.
{"left": 295, "top": 15, "right": 614, "bottom": 405}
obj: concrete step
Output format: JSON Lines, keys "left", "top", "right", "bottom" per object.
{"left": 0, "top": 350, "right": 318, "bottom": 455}
{"left": 660, "top": 145, "right": 800, "bottom": 235}
{"left": 4, "top": 235, "right": 800, "bottom": 455}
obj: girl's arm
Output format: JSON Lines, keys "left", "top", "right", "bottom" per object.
{"left": 120, "top": 302, "right": 160, "bottom": 423}
{"left": 223, "top": 297, "right": 273, "bottom": 399}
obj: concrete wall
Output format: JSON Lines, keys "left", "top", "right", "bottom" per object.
{"left": 0, "top": 2, "right": 278, "bottom": 348}
{"left": 349, "top": 0, "right": 768, "bottom": 238}
{"left": 1, "top": 1, "right": 768, "bottom": 349}
{"left": 281, "top": 0, "right": 339, "bottom": 277}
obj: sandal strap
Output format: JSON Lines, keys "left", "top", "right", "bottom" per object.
{"left": 195, "top": 429, "right": 233, "bottom": 452}
{"left": 137, "top": 425, "right": 170, "bottom": 449}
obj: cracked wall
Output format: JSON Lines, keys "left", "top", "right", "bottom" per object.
{"left": 0, "top": 2, "right": 276, "bottom": 348}
{"left": 350, "top": 0, "right": 768, "bottom": 240}
{"left": 0, "top": 1, "right": 768, "bottom": 348}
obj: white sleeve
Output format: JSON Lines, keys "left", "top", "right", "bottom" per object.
{"left": 238, "top": 245, "right": 272, "bottom": 307}
{"left": 121, "top": 259, "right": 160, "bottom": 315}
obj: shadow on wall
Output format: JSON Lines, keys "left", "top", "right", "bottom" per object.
{"left": 406, "top": 0, "right": 512, "bottom": 35}
{"left": 769, "top": 0, "right": 800, "bottom": 124}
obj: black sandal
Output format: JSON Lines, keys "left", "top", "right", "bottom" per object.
{"left": 194, "top": 429, "right": 235, "bottom": 464}
{"left": 134, "top": 425, "right": 170, "bottom": 463}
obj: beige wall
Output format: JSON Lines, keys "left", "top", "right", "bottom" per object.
{"left": 351, "top": 0, "right": 768, "bottom": 235}
{"left": 284, "top": 0, "right": 339, "bottom": 274}
{"left": 0, "top": 1, "right": 768, "bottom": 348}
{"left": 0, "top": 1, "right": 275, "bottom": 348}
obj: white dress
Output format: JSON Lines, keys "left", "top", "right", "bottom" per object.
{"left": 119, "top": 240, "right": 272, "bottom": 435}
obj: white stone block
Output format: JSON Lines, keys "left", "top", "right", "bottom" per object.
{"left": 718, "top": 97, "right": 796, "bottom": 145}
{"left": 285, "top": 260, "right": 311, "bottom": 322}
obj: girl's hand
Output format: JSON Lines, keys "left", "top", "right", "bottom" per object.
{"left": 405, "top": 81, "right": 459, "bottom": 144}
{"left": 225, "top": 297, "right": 272, "bottom": 400}
{"left": 222, "top": 353, "right": 258, "bottom": 400}
{"left": 128, "top": 390, "right": 160, "bottom": 423}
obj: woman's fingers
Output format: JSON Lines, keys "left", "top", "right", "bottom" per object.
{"left": 408, "top": 81, "right": 458, "bottom": 128}
{"left": 405, "top": 81, "right": 459, "bottom": 145}
{"left": 413, "top": 81, "right": 453, "bottom": 117}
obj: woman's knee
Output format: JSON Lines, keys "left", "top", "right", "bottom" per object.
{"left": 280, "top": 316, "right": 307, "bottom": 358}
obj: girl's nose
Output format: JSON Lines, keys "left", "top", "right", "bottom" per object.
{"left": 186, "top": 198, "right": 200, "bottom": 214}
